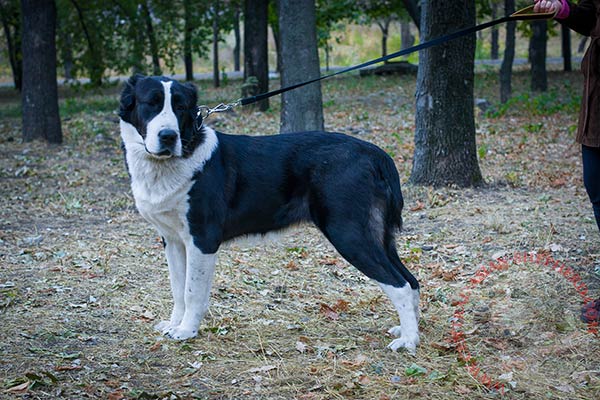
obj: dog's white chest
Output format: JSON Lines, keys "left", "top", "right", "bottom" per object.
{"left": 130, "top": 170, "right": 192, "bottom": 238}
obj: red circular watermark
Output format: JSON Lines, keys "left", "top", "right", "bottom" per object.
{"left": 448, "top": 251, "right": 599, "bottom": 394}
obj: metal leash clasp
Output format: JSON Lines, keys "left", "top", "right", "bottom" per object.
{"left": 194, "top": 99, "right": 242, "bottom": 131}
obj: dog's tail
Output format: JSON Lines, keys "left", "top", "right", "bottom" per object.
{"left": 379, "top": 155, "right": 404, "bottom": 232}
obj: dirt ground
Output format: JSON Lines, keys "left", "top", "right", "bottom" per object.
{"left": 1, "top": 71, "right": 599, "bottom": 399}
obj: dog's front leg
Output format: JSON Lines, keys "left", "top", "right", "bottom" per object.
{"left": 155, "top": 237, "right": 187, "bottom": 334}
{"left": 166, "top": 243, "right": 216, "bottom": 340}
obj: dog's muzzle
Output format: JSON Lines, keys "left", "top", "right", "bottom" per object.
{"left": 148, "top": 129, "right": 179, "bottom": 159}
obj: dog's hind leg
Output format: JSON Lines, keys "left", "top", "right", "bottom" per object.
{"left": 385, "top": 237, "right": 420, "bottom": 337}
{"left": 320, "top": 221, "right": 420, "bottom": 354}
{"left": 377, "top": 282, "right": 420, "bottom": 354}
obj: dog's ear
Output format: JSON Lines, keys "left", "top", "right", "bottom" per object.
{"left": 183, "top": 82, "right": 198, "bottom": 108}
{"left": 119, "top": 74, "right": 145, "bottom": 122}
{"left": 183, "top": 82, "right": 200, "bottom": 131}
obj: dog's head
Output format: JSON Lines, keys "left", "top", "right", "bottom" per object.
{"left": 119, "top": 74, "right": 201, "bottom": 159}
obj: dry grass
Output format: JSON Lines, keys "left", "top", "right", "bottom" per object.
{"left": 1, "top": 71, "right": 599, "bottom": 399}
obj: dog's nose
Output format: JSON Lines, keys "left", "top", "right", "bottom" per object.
{"left": 158, "top": 129, "right": 178, "bottom": 146}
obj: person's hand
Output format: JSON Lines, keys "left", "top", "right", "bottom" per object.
{"left": 533, "top": 0, "right": 562, "bottom": 13}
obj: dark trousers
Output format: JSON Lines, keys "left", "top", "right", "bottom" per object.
{"left": 582, "top": 145, "right": 600, "bottom": 233}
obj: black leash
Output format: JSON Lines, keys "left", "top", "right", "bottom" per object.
{"left": 195, "top": 5, "right": 554, "bottom": 128}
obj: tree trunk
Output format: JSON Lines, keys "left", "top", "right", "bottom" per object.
{"left": 411, "top": 0, "right": 482, "bottom": 187}
{"left": 233, "top": 8, "right": 241, "bottom": 72}
{"left": 243, "top": 0, "right": 269, "bottom": 111}
{"left": 0, "top": 1, "right": 22, "bottom": 91}
{"left": 57, "top": 18, "right": 74, "bottom": 81}
{"left": 183, "top": 0, "right": 194, "bottom": 80}
{"left": 21, "top": 0, "right": 62, "bottom": 144}
{"left": 500, "top": 0, "right": 516, "bottom": 103}
{"left": 401, "top": 0, "right": 421, "bottom": 30}
{"left": 272, "top": 26, "right": 281, "bottom": 73}
{"left": 378, "top": 20, "right": 390, "bottom": 60}
{"left": 278, "top": 0, "right": 323, "bottom": 133}
{"left": 142, "top": 1, "right": 161, "bottom": 76}
{"left": 561, "top": 24, "right": 572, "bottom": 72}
{"left": 400, "top": 21, "right": 415, "bottom": 51}
{"left": 212, "top": 5, "right": 220, "bottom": 88}
{"left": 529, "top": 20, "right": 548, "bottom": 92}
{"left": 69, "top": 0, "right": 103, "bottom": 86}
{"left": 490, "top": 2, "right": 499, "bottom": 60}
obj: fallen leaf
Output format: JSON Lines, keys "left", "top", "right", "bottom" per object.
{"left": 6, "top": 382, "right": 29, "bottom": 393}
{"left": 107, "top": 390, "right": 125, "bottom": 400}
{"left": 320, "top": 256, "right": 339, "bottom": 266}
{"left": 319, "top": 303, "right": 339, "bottom": 321}
{"left": 296, "top": 341, "right": 308, "bottom": 353}
{"left": 341, "top": 354, "right": 368, "bottom": 369}
{"left": 244, "top": 365, "right": 277, "bottom": 374}
{"left": 454, "top": 385, "right": 471, "bottom": 394}
{"left": 405, "top": 363, "right": 427, "bottom": 377}
{"left": 149, "top": 342, "right": 162, "bottom": 352}
{"left": 553, "top": 384, "right": 575, "bottom": 393}
{"left": 442, "top": 269, "right": 459, "bottom": 282}
{"left": 410, "top": 201, "right": 425, "bottom": 212}
{"left": 550, "top": 178, "right": 566, "bottom": 188}
{"left": 285, "top": 260, "right": 298, "bottom": 270}
{"left": 54, "top": 365, "right": 82, "bottom": 371}
{"left": 431, "top": 341, "right": 455, "bottom": 352}
{"left": 332, "top": 299, "right": 350, "bottom": 312}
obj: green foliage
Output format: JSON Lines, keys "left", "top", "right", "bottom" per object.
{"left": 486, "top": 90, "right": 581, "bottom": 118}
{"left": 357, "top": 0, "right": 409, "bottom": 24}
{"left": 316, "top": 0, "right": 359, "bottom": 49}
{"left": 52, "top": 0, "right": 215, "bottom": 85}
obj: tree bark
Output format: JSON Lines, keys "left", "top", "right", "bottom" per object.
{"left": 400, "top": 21, "right": 415, "bottom": 51}
{"left": 60, "top": 28, "right": 74, "bottom": 81}
{"left": 142, "top": 1, "right": 161, "bottom": 76}
{"left": 21, "top": 0, "right": 62, "bottom": 143}
{"left": 69, "top": 0, "right": 103, "bottom": 85}
{"left": 183, "top": 0, "right": 194, "bottom": 80}
{"left": 401, "top": 0, "right": 420, "bottom": 30}
{"left": 490, "top": 2, "right": 499, "bottom": 60}
{"left": 377, "top": 19, "right": 390, "bottom": 60}
{"left": 410, "top": 0, "right": 482, "bottom": 187}
{"left": 212, "top": 4, "right": 220, "bottom": 88}
{"left": 529, "top": 20, "right": 548, "bottom": 92}
{"left": 233, "top": 7, "right": 241, "bottom": 72}
{"left": 500, "top": 0, "right": 516, "bottom": 103}
{"left": 243, "top": 0, "right": 269, "bottom": 111}
{"left": 561, "top": 24, "right": 572, "bottom": 72}
{"left": 278, "top": 0, "right": 323, "bottom": 133}
{"left": 0, "top": 1, "right": 22, "bottom": 91}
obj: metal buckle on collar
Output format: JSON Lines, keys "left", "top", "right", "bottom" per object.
{"left": 194, "top": 100, "right": 241, "bottom": 131}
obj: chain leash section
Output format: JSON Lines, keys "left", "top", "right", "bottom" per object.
{"left": 194, "top": 99, "right": 241, "bottom": 131}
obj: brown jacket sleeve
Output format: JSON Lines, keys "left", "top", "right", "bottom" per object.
{"left": 561, "top": 0, "right": 597, "bottom": 36}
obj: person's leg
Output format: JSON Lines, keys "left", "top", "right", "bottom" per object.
{"left": 581, "top": 145, "right": 600, "bottom": 324}
{"left": 582, "top": 144, "right": 600, "bottom": 233}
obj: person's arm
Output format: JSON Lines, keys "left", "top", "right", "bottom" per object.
{"left": 561, "top": 0, "right": 597, "bottom": 36}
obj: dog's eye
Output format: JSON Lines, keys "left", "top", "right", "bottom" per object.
{"left": 141, "top": 96, "right": 161, "bottom": 107}
{"left": 175, "top": 103, "right": 187, "bottom": 112}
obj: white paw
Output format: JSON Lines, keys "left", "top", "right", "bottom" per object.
{"left": 387, "top": 335, "right": 419, "bottom": 355}
{"left": 165, "top": 325, "right": 198, "bottom": 341}
{"left": 388, "top": 325, "right": 402, "bottom": 337}
{"left": 154, "top": 320, "right": 172, "bottom": 334}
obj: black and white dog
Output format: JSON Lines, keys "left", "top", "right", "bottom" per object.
{"left": 118, "top": 75, "right": 420, "bottom": 353}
